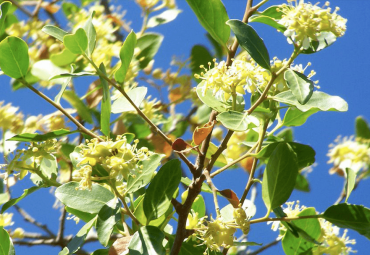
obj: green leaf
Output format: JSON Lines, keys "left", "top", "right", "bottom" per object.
{"left": 83, "top": 11, "right": 96, "bottom": 57}
{"left": 282, "top": 208, "right": 321, "bottom": 255}
{"left": 255, "top": 142, "right": 315, "bottom": 170}
{"left": 191, "top": 195, "right": 206, "bottom": 218}
{"left": 258, "top": 5, "right": 284, "bottom": 19}
{"left": 128, "top": 226, "right": 166, "bottom": 255}
{"left": 147, "top": 9, "right": 182, "bottom": 28}
{"left": 0, "top": 193, "right": 10, "bottom": 205}
{"left": 323, "top": 204, "right": 370, "bottom": 239}
{"left": 284, "top": 69, "right": 314, "bottom": 105}
{"left": 111, "top": 87, "right": 147, "bottom": 114}
{"left": 143, "top": 159, "right": 181, "bottom": 222}
{"left": 66, "top": 216, "right": 96, "bottom": 254}
{"left": 345, "top": 168, "right": 356, "bottom": 203}
{"left": 50, "top": 48, "right": 77, "bottom": 67}
{"left": 226, "top": 20, "right": 270, "bottom": 70}
{"left": 295, "top": 173, "right": 310, "bottom": 192}
{"left": 196, "top": 82, "right": 245, "bottom": 113}
{"left": 31, "top": 59, "right": 69, "bottom": 84}
{"left": 65, "top": 206, "right": 95, "bottom": 223}
{"left": 42, "top": 25, "right": 68, "bottom": 42}
{"left": 40, "top": 154, "right": 58, "bottom": 178}
{"left": 301, "top": 32, "right": 336, "bottom": 54}
{"left": 55, "top": 65, "right": 74, "bottom": 105}
{"left": 283, "top": 107, "right": 319, "bottom": 127}
{"left": 0, "top": 1, "right": 11, "bottom": 35}
{"left": 62, "top": 2, "right": 80, "bottom": 17}
{"left": 355, "top": 116, "right": 370, "bottom": 139}
{"left": 49, "top": 71, "right": 95, "bottom": 80}
{"left": 273, "top": 91, "right": 348, "bottom": 112}
{"left": 181, "top": 177, "right": 212, "bottom": 194}
{"left": 185, "top": 0, "right": 229, "bottom": 46}
{"left": 126, "top": 154, "right": 164, "bottom": 194}
{"left": 276, "top": 128, "right": 294, "bottom": 142}
{"left": 99, "top": 64, "right": 111, "bottom": 137}
{"left": 7, "top": 129, "right": 76, "bottom": 142}
{"left": 0, "top": 36, "right": 29, "bottom": 79}
{"left": 1, "top": 186, "right": 42, "bottom": 213}
{"left": 115, "top": 30, "right": 136, "bottom": 84}
{"left": 55, "top": 182, "right": 115, "bottom": 214}
{"left": 190, "top": 45, "right": 213, "bottom": 83}
{"left": 0, "top": 227, "right": 14, "bottom": 255}
{"left": 136, "top": 33, "right": 163, "bottom": 69}
{"left": 63, "top": 90, "right": 93, "bottom": 124}
{"left": 249, "top": 16, "right": 286, "bottom": 32}
{"left": 206, "top": 142, "right": 228, "bottom": 166}
{"left": 217, "top": 111, "right": 259, "bottom": 132}
{"left": 220, "top": 204, "right": 234, "bottom": 222}
{"left": 97, "top": 199, "right": 121, "bottom": 247}
{"left": 90, "top": 249, "right": 109, "bottom": 255}
{"left": 63, "top": 28, "right": 88, "bottom": 55}
{"left": 262, "top": 143, "right": 298, "bottom": 211}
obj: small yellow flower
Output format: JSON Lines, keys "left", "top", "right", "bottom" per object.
{"left": 11, "top": 228, "right": 25, "bottom": 239}
{"left": 0, "top": 101, "right": 24, "bottom": 134}
{"left": 328, "top": 136, "right": 370, "bottom": 174}
{"left": 278, "top": 0, "right": 347, "bottom": 49}
{"left": 136, "top": 0, "right": 160, "bottom": 9}
{"left": 0, "top": 213, "right": 14, "bottom": 227}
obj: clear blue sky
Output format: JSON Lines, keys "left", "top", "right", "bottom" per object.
{"left": 2, "top": 0, "right": 370, "bottom": 254}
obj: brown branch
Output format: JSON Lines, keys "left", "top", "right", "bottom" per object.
{"left": 207, "top": 129, "right": 234, "bottom": 174}
{"left": 8, "top": 0, "right": 33, "bottom": 17}
{"left": 32, "top": 0, "right": 43, "bottom": 17}
{"left": 247, "top": 238, "right": 280, "bottom": 255}
{"left": 14, "top": 205, "right": 55, "bottom": 238}
{"left": 56, "top": 207, "right": 67, "bottom": 243}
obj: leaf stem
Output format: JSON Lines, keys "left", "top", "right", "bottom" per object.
{"left": 250, "top": 214, "right": 322, "bottom": 224}
{"left": 240, "top": 120, "right": 269, "bottom": 204}
{"left": 20, "top": 80, "right": 102, "bottom": 141}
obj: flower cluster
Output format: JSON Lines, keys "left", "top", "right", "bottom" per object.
{"left": 195, "top": 55, "right": 317, "bottom": 100}
{"left": 0, "top": 213, "right": 14, "bottom": 227}
{"left": 76, "top": 136, "right": 153, "bottom": 188}
{"left": 314, "top": 219, "right": 356, "bottom": 255}
{"left": 278, "top": 0, "right": 347, "bottom": 49}
{"left": 268, "top": 201, "right": 306, "bottom": 232}
{"left": 327, "top": 136, "right": 370, "bottom": 174}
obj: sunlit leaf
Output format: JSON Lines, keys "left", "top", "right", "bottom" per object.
{"left": 284, "top": 69, "right": 314, "bottom": 105}
{"left": 111, "top": 87, "right": 147, "bottom": 114}
{"left": 345, "top": 168, "right": 356, "bottom": 203}
{"left": 217, "top": 111, "right": 259, "bottom": 132}
{"left": 83, "top": 11, "right": 96, "bottom": 57}
{"left": 7, "top": 129, "right": 76, "bottom": 142}
{"left": 99, "top": 64, "right": 111, "bottom": 137}
{"left": 128, "top": 226, "right": 165, "bottom": 255}
{"left": 0, "top": 36, "right": 29, "bottom": 79}
{"left": 115, "top": 30, "right": 136, "bottom": 84}
{"left": 63, "top": 28, "right": 88, "bottom": 55}
{"left": 42, "top": 25, "right": 68, "bottom": 42}
{"left": 147, "top": 9, "right": 182, "bottom": 28}
{"left": 97, "top": 199, "right": 121, "bottom": 247}
{"left": 1, "top": 186, "right": 42, "bottom": 213}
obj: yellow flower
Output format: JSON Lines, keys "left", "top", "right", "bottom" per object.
{"left": 314, "top": 219, "right": 356, "bottom": 255}
{"left": 77, "top": 136, "right": 153, "bottom": 180}
{"left": 136, "top": 0, "right": 160, "bottom": 9}
{"left": 328, "top": 136, "right": 370, "bottom": 174}
{"left": 0, "top": 213, "right": 14, "bottom": 227}
{"left": 278, "top": 0, "right": 347, "bottom": 49}
{"left": 0, "top": 101, "right": 24, "bottom": 134}
{"left": 73, "top": 165, "right": 93, "bottom": 190}
{"left": 11, "top": 228, "right": 25, "bottom": 239}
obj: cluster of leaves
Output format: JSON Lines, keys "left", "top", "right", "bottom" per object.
{"left": 0, "top": 0, "right": 369, "bottom": 255}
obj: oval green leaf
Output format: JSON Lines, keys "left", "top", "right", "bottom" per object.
{"left": 273, "top": 91, "right": 348, "bottom": 112}
{"left": 323, "top": 204, "right": 370, "bottom": 240}
{"left": 345, "top": 168, "right": 356, "bottom": 203}
{"left": 1, "top": 186, "right": 42, "bottom": 213}
{"left": 262, "top": 143, "right": 298, "bottom": 211}
{"left": 42, "top": 25, "right": 68, "bottom": 42}
{"left": 83, "top": 11, "right": 96, "bottom": 57}
{"left": 283, "top": 107, "right": 319, "bottom": 127}
{"left": 128, "top": 226, "right": 165, "bottom": 255}
{"left": 115, "top": 30, "right": 136, "bottom": 84}
{"left": 99, "top": 63, "right": 111, "bottom": 137}
{"left": 147, "top": 9, "right": 182, "bottom": 28}
{"left": 226, "top": 20, "right": 270, "bottom": 70}
{"left": 185, "top": 0, "right": 230, "bottom": 47}
{"left": 284, "top": 69, "right": 314, "bottom": 105}
{"left": 97, "top": 199, "right": 121, "bottom": 247}
{"left": 63, "top": 28, "right": 88, "bottom": 55}
{"left": 217, "top": 111, "right": 259, "bottom": 132}
{"left": 136, "top": 33, "right": 163, "bottom": 69}
{"left": 0, "top": 36, "right": 29, "bottom": 79}
{"left": 355, "top": 116, "right": 370, "bottom": 139}
{"left": 111, "top": 87, "right": 147, "bottom": 114}
{"left": 143, "top": 159, "right": 181, "bottom": 222}
{"left": 55, "top": 182, "right": 115, "bottom": 214}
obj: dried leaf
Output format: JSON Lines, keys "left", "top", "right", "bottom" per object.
{"left": 41, "top": 2, "right": 60, "bottom": 14}
{"left": 168, "top": 87, "right": 182, "bottom": 102}
{"left": 172, "top": 138, "right": 195, "bottom": 153}
{"left": 241, "top": 157, "right": 254, "bottom": 174}
{"left": 109, "top": 236, "right": 132, "bottom": 255}
{"left": 193, "top": 120, "right": 215, "bottom": 146}
{"left": 218, "top": 189, "right": 240, "bottom": 208}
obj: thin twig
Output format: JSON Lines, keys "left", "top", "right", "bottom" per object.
{"left": 8, "top": 0, "right": 33, "bottom": 17}
{"left": 247, "top": 238, "right": 280, "bottom": 255}
{"left": 250, "top": 214, "right": 322, "bottom": 224}
{"left": 14, "top": 205, "right": 55, "bottom": 238}
{"left": 204, "top": 171, "right": 220, "bottom": 217}
{"left": 21, "top": 80, "right": 102, "bottom": 141}
{"left": 32, "top": 0, "right": 43, "bottom": 17}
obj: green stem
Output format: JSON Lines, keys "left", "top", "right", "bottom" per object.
{"left": 231, "top": 86, "right": 237, "bottom": 111}
{"left": 20, "top": 79, "right": 102, "bottom": 141}
{"left": 138, "top": 10, "right": 150, "bottom": 37}
{"left": 33, "top": 167, "right": 61, "bottom": 187}
{"left": 250, "top": 214, "right": 323, "bottom": 224}
{"left": 239, "top": 120, "right": 269, "bottom": 204}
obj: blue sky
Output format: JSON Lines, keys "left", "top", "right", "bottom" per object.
{"left": 2, "top": 0, "right": 370, "bottom": 254}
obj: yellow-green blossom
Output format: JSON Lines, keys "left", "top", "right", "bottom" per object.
{"left": 268, "top": 201, "right": 306, "bottom": 232}
{"left": 314, "top": 219, "right": 356, "bottom": 255}
{"left": 77, "top": 136, "right": 153, "bottom": 180}
{"left": 278, "top": 0, "right": 347, "bottom": 49}
{"left": 0, "top": 213, "right": 14, "bottom": 227}
{"left": 328, "top": 136, "right": 370, "bottom": 174}
{"left": 11, "top": 228, "right": 25, "bottom": 239}
{"left": 0, "top": 101, "right": 24, "bottom": 134}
